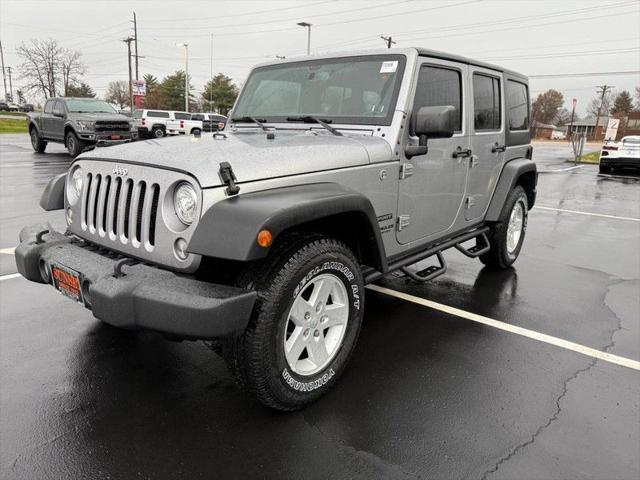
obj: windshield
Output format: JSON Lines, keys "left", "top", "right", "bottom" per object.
{"left": 233, "top": 55, "right": 406, "bottom": 126}
{"left": 66, "top": 99, "right": 117, "bottom": 113}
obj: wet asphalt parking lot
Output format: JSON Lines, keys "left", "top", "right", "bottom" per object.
{"left": 1, "top": 134, "right": 639, "bottom": 480}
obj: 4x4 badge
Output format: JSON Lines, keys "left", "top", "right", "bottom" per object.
{"left": 113, "top": 165, "right": 128, "bottom": 176}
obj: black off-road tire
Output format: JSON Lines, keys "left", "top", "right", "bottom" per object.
{"left": 224, "top": 235, "right": 365, "bottom": 411}
{"left": 480, "top": 186, "right": 528, "bottom": 270}
{"left": 65, "top": 130, "right": 84, "bottom": 158}
{"left": 30, "top": 128, "right": 47, "bottom": 153}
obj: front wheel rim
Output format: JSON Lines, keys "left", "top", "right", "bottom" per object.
{"left": 31, "top": 131, "right": 37, "bottom": 148}
{"left": 284, "top": 273, "right": 349, "bottom": 376}
{"left": 67, "top": 136, "right": 75, "bottom": 153}
{"left": 506, "top": 201, "right": 525, "bottom": 254}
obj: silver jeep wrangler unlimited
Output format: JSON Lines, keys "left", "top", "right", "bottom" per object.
{"left": 16, "top": 48, "right": 536, "bottom": 410}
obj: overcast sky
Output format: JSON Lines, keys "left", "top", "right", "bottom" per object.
{"left": 1, "top": 0, "right": 639, "bottom": 115}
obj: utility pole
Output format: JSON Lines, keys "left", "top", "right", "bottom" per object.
{"left": 593, "top": 84, "right": 613, "bottom": 141}
{"left": 123, "top": 37, "right": 134, "bottom": 112}
{"left": 133, "top": 12, "right": 139, "bottom": 81}
{"left": 176, "top": 43, "right": 189, "bottom": 112}
{"left": 568, "top": 98, "right": 576, "bottom": 143}
{"left": 0, "top": 40, "right": 7, "bottom": 101}
{"left": 210, "top": 34, "right": 213, "bottom": 112}
{"left": 380, "top": 35, "right": 396, "bottom": 48}
{"left": 6, "top": 66, "right": 13, "bottom": 102}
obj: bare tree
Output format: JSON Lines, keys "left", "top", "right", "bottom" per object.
{"left": 586, "top": 91, "right": 613, "bottom": 118}
{"left": 61, "top": 50, "right": 85, "bottom": 96}
{"left": 16, "top": 38, "right": 85, "bottom": 99}
{"left": 105, "top": 80, "right": 129, "bottom": 109}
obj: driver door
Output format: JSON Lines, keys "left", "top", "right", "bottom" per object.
{"left": 396, "top": 59, "right": 470, "bottom": 245}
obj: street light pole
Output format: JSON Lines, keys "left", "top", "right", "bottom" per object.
{"left": 177, "top": 43, "right": 189, "bottom": 112}
{"left": 297, "top": 22, "right": 312, "bottom": 55}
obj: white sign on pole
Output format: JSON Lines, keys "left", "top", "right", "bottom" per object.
{"left": 604, "top": 118, "right": 620, "bottom": 142}
{"left": 132, "top": 80, "right": 146, "bottom": 96}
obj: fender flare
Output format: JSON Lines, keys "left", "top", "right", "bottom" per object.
{"left": 40, "top": 173, "right": 66, "bottom": 211}
{"left": 187, "top": 183, "right": 387, "bottom": 268}
{"left": 485, "top": 158, "right": 537, "bottom": 221}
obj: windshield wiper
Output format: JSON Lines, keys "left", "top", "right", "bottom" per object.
{"left": 286, "top": 116, "right": 342, "bottom": 136}
{"left": 231, "top": 116, "right": 268, "bottom": 131}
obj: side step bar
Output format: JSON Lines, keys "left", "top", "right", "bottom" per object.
{"left": 400, "top": 251, "right": 447, "bottom": 282}
{"left": 364, "top": 227, "right": 490, "bottom": 284}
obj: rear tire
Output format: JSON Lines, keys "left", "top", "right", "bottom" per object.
{"left": 224, "top": 235, "right": 365, "bottom": 411}
{"left": 65, "top": 131, "right": 84, "bottom": 158}
{"left": 191, "top": 128, "right": 201, "bottom": 136}
{"left": 30, "top": 128, "right": 47, "bottom": 153}
{"left": 599, "top": 164, "right": 611, "bottom": 174}
{"left": 480, "top": 186, "right": 528, "bottom": 270}
{"left": 152, "top": 126, "right": 165, "bottom": 138}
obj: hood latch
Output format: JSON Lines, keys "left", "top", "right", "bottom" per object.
{"left": 218, "top": 162, "right": 240, "bottom": 196}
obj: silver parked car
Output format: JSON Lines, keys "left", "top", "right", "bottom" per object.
{"left": 16, "top": 48, "right": 536, "bottom": 410}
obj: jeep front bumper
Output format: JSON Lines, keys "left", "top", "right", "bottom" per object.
{"left": 15, "top": 225, "right": 256, "bottom": 339}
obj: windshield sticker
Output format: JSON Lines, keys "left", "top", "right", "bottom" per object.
{"left": 380, "top": 61, "right": 398, "bottom": 73}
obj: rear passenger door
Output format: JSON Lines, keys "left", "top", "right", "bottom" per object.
{"left": 397, "top": 59, "right": 470, "bottom": 245}
{"left": 465, "top": 68, "right": 505, "bottom": 221}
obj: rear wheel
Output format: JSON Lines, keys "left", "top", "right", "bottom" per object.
{"left": 224, "top": 235, "right": 365, "bottom": 411}
{"left": 30, "top": 128, "right": 47, "bottom": 153}
{"left": 480, "top": 186, "right": 528, "bottom": 270}
{"left": 65, "top": 131, "right": 84, "bottom": 157}
{"left": 152, "top": 126, "right": 165, "bottom": 138}
{"left": 191, "top": 128, "right": 202, "bottom": 136}
{"left": 599, "top": 164, "right": 612, "bottom": 174}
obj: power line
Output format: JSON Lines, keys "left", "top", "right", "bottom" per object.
{"left": 380, "top": 35, "right": 396, "bottom": 49}
{"left": 528, "top": 71, "right": 640, "bottom": 79}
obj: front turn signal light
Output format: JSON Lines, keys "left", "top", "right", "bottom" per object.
{"left": 257, "top": 229, "right": 273, "bottom": 248}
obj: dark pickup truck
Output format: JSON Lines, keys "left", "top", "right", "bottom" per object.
{"left": 27, "top": 97, "right": 138, "bottom": 157}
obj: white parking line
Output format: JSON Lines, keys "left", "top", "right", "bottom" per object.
{"left": 540, "top": 165, "right": 583, "bottom": 173}
{"left": 367, "top": 284, "right": 640, "bottom": 371}
{"left": 0, "top": 247, "right": 16, "bottom": 255}
{"left": 0, "top": 273, "right": 21, "bottom": 282}
{"left": 534, "top": 205, "right": 640, "bottom": 222}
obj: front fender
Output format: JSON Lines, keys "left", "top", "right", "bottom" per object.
{"left": 40, "top": 173, "right": 66, "bottom": 211}
{"left": 188, "top": 183, "right": 385, "bottom": 264}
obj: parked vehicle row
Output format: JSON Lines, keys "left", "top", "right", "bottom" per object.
{"left": 135, "top": 110, "right": 227, "bottom": 138}
{"left": 0, "top": 101, "right": 33, "bottom": 112}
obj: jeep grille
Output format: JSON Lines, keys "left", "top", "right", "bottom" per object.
{"left": 82, "top": 174, "right": 160, "bottom": 248}
{"left": 67, "top": 160, "right": 202, "bottom": 272}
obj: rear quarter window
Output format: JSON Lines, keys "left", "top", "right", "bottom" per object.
{"left": 173, "top": 112, "right": 191, "bottom": 120}
{"left": 148, "top": 111, "right": 170, "bottom": 118}
{"left": 506, "top": 80, "right": 529, "bottom": 131}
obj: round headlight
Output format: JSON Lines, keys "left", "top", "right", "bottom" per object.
{"left": 174, "top": 182, "right": 198, "bottom": 225}
{"left": 72, "top": 168, "right": 83, "bottom": 196}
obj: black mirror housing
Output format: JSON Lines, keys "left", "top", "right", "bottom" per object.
{"left": 412, "top": 105, "right": 457, "bottom": 139}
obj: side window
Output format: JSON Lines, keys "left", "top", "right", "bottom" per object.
{"left": 507, "top": 80, "right": 529, "bottom": 131}
{"left": 174, "top": 112, "right": 191, "bottom": 120}
{"left": 44, "top": 100, "right": 53, "bottom": 114}
{"left": 191, "top": 114, "right": 204, "bottom": 121}
{"left": 473, "top": 74, "right": 501, "bottom": 130}
{"left": 52, "top": 101, "right": 64, "bottom": 116}
{"left": 148, "top": 111, "right": 170, "bottom": 118}
{"left": 414, "top": 65, "right": 462, "bottom": 132}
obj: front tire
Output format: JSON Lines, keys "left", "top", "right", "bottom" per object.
{"left": 226, "top": 236, "right": 365, "bottom": 411}
{"left": 480, "top": 186, "right": 528, "bottom": 270}
{"left": 30, "top": 128, "right": 47, "bottom": 153}
{"left": 65, "top": 131, "right": 84, "bottom": 157}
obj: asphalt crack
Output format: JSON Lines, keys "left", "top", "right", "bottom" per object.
{"left": 480, "top": 276, "right": 626, "bottom": 480}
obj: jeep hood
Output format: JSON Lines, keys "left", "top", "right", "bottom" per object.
{"left": 79, "top": 131, "right": 393, "bottom": 188}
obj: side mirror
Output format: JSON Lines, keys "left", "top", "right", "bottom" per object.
{"left": 405, "top": 105, "right": 457, "bottom": 158}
